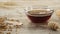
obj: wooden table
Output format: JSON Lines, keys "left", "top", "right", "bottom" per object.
{"left": 0, "top": 0, "right": 60, "bottom": 34}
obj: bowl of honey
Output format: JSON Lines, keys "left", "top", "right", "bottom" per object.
{"left": 25, "top": 6, "right": 54, "bottom": 23}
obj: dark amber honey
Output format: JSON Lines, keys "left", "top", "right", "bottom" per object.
{"left": 27, "top": 15, "right": 51, "bottom": 23}
{"left": 26, "top": 10, "right": 53, "bottom": 23}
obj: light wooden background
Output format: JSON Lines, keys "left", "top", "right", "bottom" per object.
{"left": 0, "top": 0, "right": 60, "bottom": 34}
{"left": 0, "top": 0, "right": 60, "bottom": 9}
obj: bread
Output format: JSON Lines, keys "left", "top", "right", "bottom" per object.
{"left": 48, "top": 22, "right": 59, "bottom": 31}
{"left": 56, "top": 10, "right": 60, "bottom": 17}
{"left": 0, "top": 16, "right": 7, "bottom": 23}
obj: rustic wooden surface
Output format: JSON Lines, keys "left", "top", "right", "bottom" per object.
{"left": 0, "top": 0, "right": 60, "bottom": 34}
